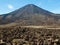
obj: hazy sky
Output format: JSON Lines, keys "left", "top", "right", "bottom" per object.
{"left": 0, "top": 0, "right": 60, "bottom": 14}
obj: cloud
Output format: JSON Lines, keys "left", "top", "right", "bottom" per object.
{"left": 8, "top": 4, "right": 13, "bottom": 9}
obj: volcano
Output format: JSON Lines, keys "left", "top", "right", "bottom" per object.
{"left": 0, "top": 4, "right": 60, "bottom": 26}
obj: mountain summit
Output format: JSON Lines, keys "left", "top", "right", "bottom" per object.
{"left": 0, "top": 4, "right": 60, "bottom": 25}
{"left": 10, "top": 4, "right": 53, "bottom": 16}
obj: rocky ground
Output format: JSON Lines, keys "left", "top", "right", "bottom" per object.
{"left": 0, "top": 26, "right": 60, "bottom": 45}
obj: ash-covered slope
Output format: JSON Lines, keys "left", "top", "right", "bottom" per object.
{"left": 0, "top": 4, "right": 60, "bottom": 25}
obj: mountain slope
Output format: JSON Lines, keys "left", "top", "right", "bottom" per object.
{"left": 0, "top": 4, "right": 60, "bottom": 25}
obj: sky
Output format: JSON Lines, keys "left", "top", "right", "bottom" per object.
{"left": 0, "top": 0, "right": 60, "bottom": 14}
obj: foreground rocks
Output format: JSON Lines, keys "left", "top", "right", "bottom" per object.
{"left": 0, "top": 26, "right": 60, "bottom": 45}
